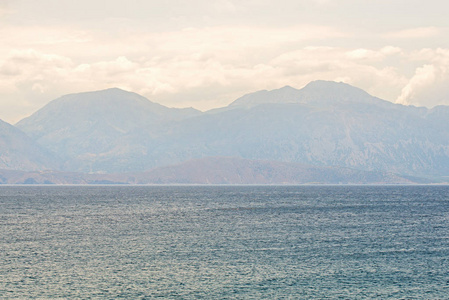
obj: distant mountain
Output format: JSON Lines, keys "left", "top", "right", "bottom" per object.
{"left": 229, "top": 80, "right": 391, "bottom": 108}
{"left": 13, "top": 81, "right": 449, "bottom": 179}
{"left": 159, "top": 82, "right": 449, "bottom": 177}
{"left": 16, "top": 88, "right": 201, "bottom": 172}
{"left": 0, "top": 169, "right": 127, "bottom": 185}
{"left": 0, "top": 157, "right": 431, "bottom": 184}
{"left": 0, "top": 119, "right": 58, "bottom": 171}
{"left": 132, "top": 157, "right": 429, "bottom": 184}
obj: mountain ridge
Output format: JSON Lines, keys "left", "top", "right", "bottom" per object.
{"left": 0, "top": 119, "right": 59, "bottom": 171}
{"left": 15, "top": 87, "right": 202, "bottom": 172}
{"left": 6, "top": 80, "right": 449, "bottom": 180}
{"left": 0, "top": 156, "right": 433, "bottom": 185}
{"left": 229, "top": 80, "right": 392, "bottom": 108}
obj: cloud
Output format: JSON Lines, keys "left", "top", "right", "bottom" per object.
{"left": 0, "top": 44, "right": 414, "bottom": 123}
{"left": 0, "top": 23, "right": 348, "bottom": 64}
{"left": 0, "top": 23, "right": 351, "bottom": 122}
{"left": 0, "top": 43, "right": 410, "bottom": 122}
{"left": 345, "top": 46, "right": 402, "bottom": 61}
{"left": 0, "top": 25, "right": 90, "bottom": 46}
{"left": 0, "top": 49, "right": 73, "bottom": 88}
{"left": 0, "top": 18, "right": 448, "bottom": 123}
{"left": 0, "top": 49, "right": 76, "bottom": 122}
{"left": 383, "top": 27, "right": 441, "bottom": 39}
{"left": 268, "top": 46, "right": 406, "bottom": 98}
{"left": 396, "top": 49, "right": 449, "bottom": 107}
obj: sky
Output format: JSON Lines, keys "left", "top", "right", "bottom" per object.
{"left": 1, "top": 0, "right": 449, "bottom": 123}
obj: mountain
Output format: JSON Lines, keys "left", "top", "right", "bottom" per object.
{"left": 16, "top": 88, "right": 201, "bottom": 173}
{"left": 156, "top": 81, "right": 449, "bottom": 177}
{"left": 0, "top": 119, "right": 58, "bottom": 171}
{"left": 0, "top": 157, "right": 431, "bottom": 184}
{"left": 13, "top": 81, "right": 449, "bottom": 179}
{"left": 229, "top": 80, "right": 391, "bottom": 108}
{"left": 0, "top": 169, "right": 127, "bottom": 184}
{"left": 132, "top": 157, "right": 429, "bottom": 184}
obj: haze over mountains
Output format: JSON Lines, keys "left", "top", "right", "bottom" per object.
{"left": 0, "top": 119, "right": 58, "bottom": 171}
{"left": 16, "top": 88, "right": 201, "bottom": 173}
{"left": 0, "top": 157, "right": 426, "bottom": 185}
{"left": 1, "top": 80, "right": 449, "bottom": 184}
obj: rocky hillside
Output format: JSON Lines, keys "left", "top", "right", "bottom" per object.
{"left": 0, "top": 119, "right": 58, "bottom": 171}
{"left": 16, "top": 88, "right": 200, "bottom": 172}
{"left": 0, "top": 157, "right": 429, "bottom": 184}
{"left": 11, "top": 81, "right": 449, "bottom": 179}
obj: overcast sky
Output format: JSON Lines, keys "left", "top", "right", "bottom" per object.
{"left": 1, "top": 0, "right": 449, "bottom": 123}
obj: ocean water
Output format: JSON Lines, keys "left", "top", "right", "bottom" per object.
{"left": 1, "top": 185, "right": 449, "bottom": 299}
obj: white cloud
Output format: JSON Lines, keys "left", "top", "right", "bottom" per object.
{"left": 397, "top": 49, "right": 449, "bottom": 107}
{"left": 267, "top": 46, "right": 407, "bottom": 99}
{"left": 345, "top": 46, "right": 402, "bottom": 61}
{"left": 0, "top": 24, "right": 352, "bottom": 122}
{"left": 396, "top": 65, "right": 437, "bottom": 105}
{"left": 0, "top": 44, "right": 418, "bottom": 123}
{"left": 0, "top": 17, "right": 449, "bottom": 123}
{"left": 383, "top": 27, "right": 441, "bottom": 39}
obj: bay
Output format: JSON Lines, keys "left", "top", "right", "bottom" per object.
{"left": 1, "top": 185, "right": 449, "bottom": 298}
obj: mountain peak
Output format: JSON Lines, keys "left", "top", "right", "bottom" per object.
{"left": 0, "top": 118, "right": 58, "bottom": 171}
{"left": 55, "top": 87, "right": 151, "bottom": 105}
{"left": 229, "top": 80, "right": 382, "bottom": 108}
{"left": 15, "top": 87, "right": 200, "bottom": 147}
{"left": 301, "top": 80, "right": 371, "bottom": 98}
{"left": 85, "top": 87, "right": 142, "bottom": 98}
{"left": 103, "top": 87, "right": 126, "bottom": 91}
{"left": 229, "top": 85, "right": 302, "bottom": 107}
{"left": 279, "top": 85, "right": 296, "bottom": 90}
{"left": 15, "top": 87, "right": 166, "bottom": 129}
{"left": 304, "top": 80, "right": 350, "bottom": 88}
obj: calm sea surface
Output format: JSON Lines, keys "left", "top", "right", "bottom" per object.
{"left": 1, "top": 185, "right": 449, "bottom": 299}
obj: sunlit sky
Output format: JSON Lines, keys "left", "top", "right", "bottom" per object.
{"left": 1, "top": 0, "right": 449, "bottom": 123}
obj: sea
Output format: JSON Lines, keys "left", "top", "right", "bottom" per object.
{"left": 1, "top": 185, "right": 449, "bottom": 299}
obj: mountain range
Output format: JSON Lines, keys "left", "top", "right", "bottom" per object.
{"left": 0, "top": 157, "right": 428, "bottom": 185}
{"left": 1, "top": 80, "right": 449, "bottom": 184}
{"left": 0, "top": 119, "right": 58, "bottom": 171}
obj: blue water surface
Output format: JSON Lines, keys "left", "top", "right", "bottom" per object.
{"left": 1, "top": 185, "right": 449, "bottom": 298}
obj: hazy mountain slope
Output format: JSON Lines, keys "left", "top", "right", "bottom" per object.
{"left": 17, "top": 88, "right": 200, "bottom": 138}
{"left": 0, "top": 157, "right": 431, "bottom": 184}
{"left": 0, "top": 169, "right": 128, "bottom": 184}
{"left": 0, "top": 119, "right": 58, "bottom": 171}
{"left": 161, "top": 82, "right": 449, "bottom": 177}
{"left": 134, "top": 156, "right": 427, "bottom": 184}
{"left": 229, "top": 80, "right": 392, "bottom": 108}
{"left": 13, "top": 81, "right": 449, "bottom": 177}
{"left": 16, "top": 88, "right": 200, "bottom": 172}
